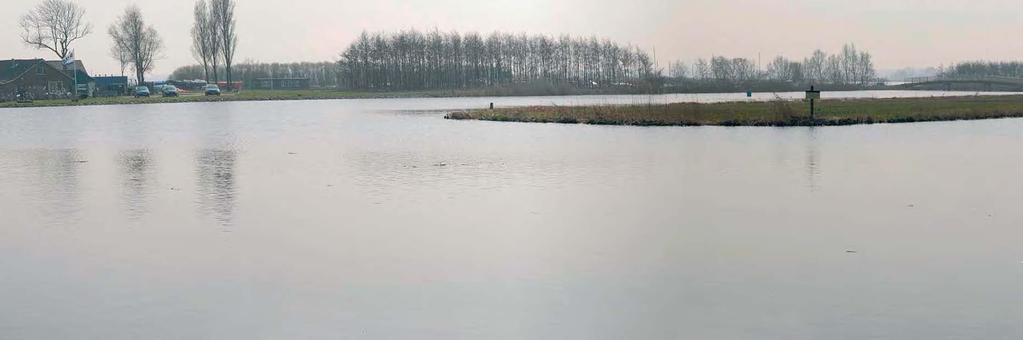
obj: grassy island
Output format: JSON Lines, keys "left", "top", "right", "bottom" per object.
{"left": 444, "top": 95, "right": 1023, "bottom": 126}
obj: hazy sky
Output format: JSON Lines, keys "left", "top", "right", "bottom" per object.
{"left": 3, "top": 0, "right": 1022, "bottom": 78}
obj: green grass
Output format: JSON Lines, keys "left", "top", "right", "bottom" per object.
{"left": 0, "top": 86, "right": 662, "bottom": 109}
{"left": 0, "top": 89, "right": 471, "bottom": 109}
{"left": 445, "top": 95, "right": 1023, "bottom": 126}
{"left": 1, "top": 88, "right": 578, "bottom": 109}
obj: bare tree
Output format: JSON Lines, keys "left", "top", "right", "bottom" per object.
{"left": 109, "top": 5, "right": 164, "bottom": 85}
{"left": 109, "top": 43, "right": 129, "bottom": 77}
{"left": 857, "top": 51, "right": 875, "bottom": 85}
{"left": 803, "top": 50, "right": 827, "bottom": 84}
{"left": 205, "top": 3, "right": 222, "bottom": 83}
{"left": 841, "top": 44, "right": 859, "bottom": 84}
{"left": 731, "top": 58, "right": 757, "bottom": 83}
{"left": 825, "top": 54, "right": 843, "bottom": 85}
{"left": 693, "top": 59, "right": 710, "bottom": 80}
{"left": 767, "top": 56, "right": 792, "bottom": 81}
{"left": 191, "top": 0, "right": 212, "bottom": 82}
{"left": 669, "top": 60, "right": 689, "bottom": 79}
{"left": 19, "top": 0, "right": 92, "bottom": 60}
{"left": 211, "top": 0, "right": 239, "bottom": 90}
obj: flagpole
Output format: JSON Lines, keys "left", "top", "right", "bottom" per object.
{"left": 74, "top": 59, "right": 78, "bottom": 101}
{"left": 67, "top": 50, "right": 78, "bottom": 101}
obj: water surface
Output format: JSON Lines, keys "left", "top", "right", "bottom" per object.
{"left": 2, "top": 93, "right": 1022, "bottom": 339}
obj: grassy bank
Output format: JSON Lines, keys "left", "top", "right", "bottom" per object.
{"left": 0, "top": 89, "right": 467, "bottom": 109}
{"left": 0, "top": 86, "right": 666, "bottom": 109}
{"left": 445, "top": 95, "right": 1023, "bottom": 126}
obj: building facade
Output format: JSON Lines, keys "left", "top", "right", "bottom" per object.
{"left": 95, "top": 76, "right": 130, "bottom": 97}
{"left": 0, "top": 59, "right": 95, "bottom": 101}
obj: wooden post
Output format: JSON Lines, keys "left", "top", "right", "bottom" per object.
{"left": 810, "top": 97, "right": 815, "bottom": 120}
{"left": 490, "top": 102, "right": 494, "bottom": 110}
{"left": 806, "top": 86, "right": 821, "bottom": 122}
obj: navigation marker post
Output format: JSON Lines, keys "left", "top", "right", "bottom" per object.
{"left": 805, "top": 86, "right": 821, "bottom": 121}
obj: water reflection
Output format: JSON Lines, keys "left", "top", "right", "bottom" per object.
{"left": 118, "top": 149, "right": 154, "bottom": 219}
{"left": 6, "top": 99, "right": 1023, "bottom": 339}
{"left": 805, "top": 127, "right": 821, "bottom": 191}
{"left": 195, "top": 149, "right": 237, "bottom": 226}
{"left": 18, "top": 149, "right": 84, "bottom": 225}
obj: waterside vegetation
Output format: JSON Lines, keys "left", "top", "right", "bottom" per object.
{"left": 0, "top": 88, "right": 624, "bottom": 109}
{"left": 0, "top": 90, "right": 425, "bottom": 108}
{"left": 445, "top": 95, "right": 1023, "bottom": 127}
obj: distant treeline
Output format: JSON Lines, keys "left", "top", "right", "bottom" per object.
{"left": 336, "top": 30, "right": 658, "bottom": 91}
{"left": 666, "top": 44, "right": 879, "bottom": 92}
{"left": 169, "top": 62, "right": 339, "bottom": 87}
{"left": 942, "top": 61, "right": 1023, "bottom": 78}
{"left": 168, "top": 40, "right": 886, "bottom": 94}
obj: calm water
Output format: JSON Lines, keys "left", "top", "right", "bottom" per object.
{"left": 2, "top": 92, "right": 1023, "bottom": 339}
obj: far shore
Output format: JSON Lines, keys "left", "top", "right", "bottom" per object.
{"left": 0, "top": 89, "right": 487, "bottom": 109}
{"left": 0, "top": 86, "right": 991, "bottom": 110}
{"left": 445, "top": 95, "right": 1023, "bottom": 127}
{"left": 2, "top": 87, "right": 759, "bottom": 109}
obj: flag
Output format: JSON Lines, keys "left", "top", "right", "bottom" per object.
{"left": 63, "top": 51, "right": 75, "bottom": 66}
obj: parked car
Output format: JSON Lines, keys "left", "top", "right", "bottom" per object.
{"left": 162, "top": 85, "right": 179, "bottom": 97}
{"left": 204, "top": 84, "right": 221, "bottom": 96}
{"left": 134, "top": 86, "right": 151, "bottom": 98}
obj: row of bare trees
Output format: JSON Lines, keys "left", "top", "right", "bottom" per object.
{"left": 169, "top": 62, "right": 340, "bottom": 88}
{"left": 191, "top": 0, "right": 238, "bottom": 86}
{"left": 941, "top": 61, "right": 1023, "bottom": 78}
{"left": 668, "top": 44, "right": 877, "bottom": 87}
{"left": 337, "top": 30, "right": 657, "bottom": 91}
{"left": 17, "top": 0, "right": 238, "bottom": 87}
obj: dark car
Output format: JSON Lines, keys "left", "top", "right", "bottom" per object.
{"left": 162, "top": 85, "right": 179, "bottom": 97}
{"left": 134, "top": 86, "right": 151, "bottom": 98}
{"left": 204, "top": 84, "right": 221, "bottom": 96}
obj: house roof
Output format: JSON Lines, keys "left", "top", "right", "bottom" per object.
{"left": 0, "top": 58, "right": 94, "bottom": 86}
{"left": 46, "top": 60, "right": 94, "bottom": 83}
{"left": 45, "top": 60, "right": 89, "bottom": 76}
{"left": 0, "top": 59, "right": 44, "bottom": 84}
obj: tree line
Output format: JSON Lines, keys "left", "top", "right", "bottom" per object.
{"left": 667, "top": 44, "right": 877, "bottom": 88}
{"left": 17, "top": 0, "right": 240, "bottom": 86}
{"left": 16, "top": 0, "right": 894, "bottom": 94}
{"left": 336, "top": 30, "right": 658, "bottom": 91}
{"left": 941, "top": 61, "right": 1023, "bottom": 78}
{"left": 169, "top": 62, "right": 340, "bottom": 88}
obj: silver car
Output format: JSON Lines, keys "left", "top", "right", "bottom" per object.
{"left": 162, "top": 86, "right": 179, "bottom": 97}
{"left": 204, "top": 84, "right": 221, "bottom": 96}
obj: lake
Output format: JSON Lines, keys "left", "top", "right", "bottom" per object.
{"left": 2, "top": 91, "right": 1022, "bottom": 339}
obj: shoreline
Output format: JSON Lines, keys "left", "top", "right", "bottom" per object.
{"left": 0, "top": 90, "right": 472, "bottom": 109}
{"left": 2, "top": 87, "right": 1006, "bottom": 110}
{"left": 444, "top": 95, "right": 1023, "bottom": 127}
{"left": 1, "top": 88, "right": 731, "bottom": 109}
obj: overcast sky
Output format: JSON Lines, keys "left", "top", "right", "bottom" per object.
{"left": 3, "top": 0, "right": 1022, "bottom": 78}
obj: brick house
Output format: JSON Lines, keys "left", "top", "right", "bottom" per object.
{"left": 0, "top": 59, "right": 95, "bottom": 101}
